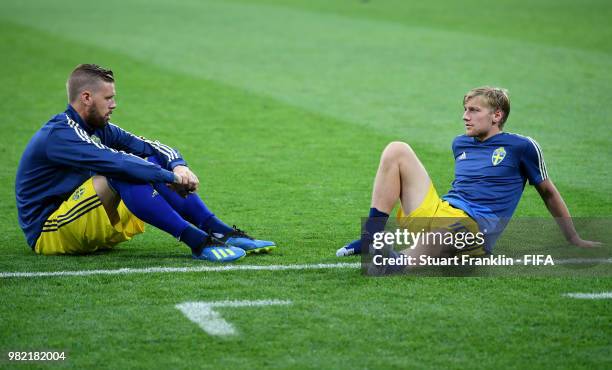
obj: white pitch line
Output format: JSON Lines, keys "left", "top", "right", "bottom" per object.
{"left": 1, "top": 257, "right": 610, "bottom": 279}
{"left": 176, "top": 299, "right": 292, "bottom": 336}
{"left": 0, "top": 262, "right": 360, "bottom": 279}
{"left": 554, "top": 258, "right": 612, "bottom": 265}
{"left": 564, "top": 292, "right": 612, "bottom": 299}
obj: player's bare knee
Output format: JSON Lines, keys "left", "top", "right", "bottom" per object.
{"left": 381, "top": 141, "right": 414, "bottom": 165}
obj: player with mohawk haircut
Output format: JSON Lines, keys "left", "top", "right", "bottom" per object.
{"left": 16, "top": 64, "right": 275, "bottom": 261}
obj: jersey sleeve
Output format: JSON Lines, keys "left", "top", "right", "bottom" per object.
{"left": 520, "top": 137, "right": 548, "bottom": 185}
{"left": 46, "top": 120, "right": 176, "bottom": 184}
{"left": 451, "top": 136, "right": 459, "bottom": 156}
{"left": 106, "top": 123, "right": 187, "bottom": 170}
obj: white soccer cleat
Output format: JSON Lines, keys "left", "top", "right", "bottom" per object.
{"left": 336, "top": 245, "right": 356, "bottom": 257}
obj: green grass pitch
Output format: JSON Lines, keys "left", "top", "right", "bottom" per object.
{"left": 1, "top": 0, "right": 611, "bottom": 368}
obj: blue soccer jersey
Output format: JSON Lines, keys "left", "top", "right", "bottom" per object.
{"left": 15, "top": 105, "right": 186, "bottom": 248}
{"left": 441, "top": 132, "right": 548, "bottom": 251}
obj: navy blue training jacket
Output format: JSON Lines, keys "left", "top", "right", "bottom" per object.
{"left": 15, "top": 104, "right": 186, "bottom": 248}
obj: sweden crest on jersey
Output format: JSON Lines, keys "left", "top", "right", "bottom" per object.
{"left": 90, "top": 135, "right": 102, "bottom": 145}
{"left": 492, "top": 147, "right": 506, "bottom": 166}
{"left": 72, "top": 187, "right": 85, "bottom": 200}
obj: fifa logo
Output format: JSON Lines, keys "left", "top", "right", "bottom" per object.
{"left": 492, "top": 147, "right": 506, "bottom": 166}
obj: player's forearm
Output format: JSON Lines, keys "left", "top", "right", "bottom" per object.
{"left": 47, "top": 125, "right": 176, "bottom": 184}
{"left": 542, "top": 190, "right": 580, "bottom": 243}
{"left": 137, "top": 137, "right": 185, "bottom": 169}
{"left": 110, "top": 125, "right": 186, "bottom": 170}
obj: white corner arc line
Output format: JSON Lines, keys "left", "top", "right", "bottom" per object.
{"left": 176, "top": 299, "right": 292, "bottom": 336}
{"left": 0, "top": 263, "right": 361, "bottom": 279}
{"left": 564, "top": 292, "right": 612, "bottom": 299}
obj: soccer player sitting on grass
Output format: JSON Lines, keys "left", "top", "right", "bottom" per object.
{"left": 15, "top": 64, "right": 275, "bottom": 262}
{"left": 336, "top": 86, "right": 599, "bottom": 262}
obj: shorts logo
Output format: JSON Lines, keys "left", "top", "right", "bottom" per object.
{"left": 492, "top": 147, "right": 506, "bottom": 166}
{"left": 72, "top": 187, "right": 85, "bottom": 200}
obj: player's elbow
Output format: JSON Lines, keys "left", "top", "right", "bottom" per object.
{"left": 538, "top": 186, "right": 561, "bottom": 205}
{"left": 536, "top": 179, "right": 558, "bottom": 199}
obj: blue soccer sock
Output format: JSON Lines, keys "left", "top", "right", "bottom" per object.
{"left": 356, "top": 207, "right": 390, "bottom": 253}
{"left": 151, "top": 183, "right": 233, "bottom": 236}
{"left": 200, "top": 214, "right": 234, "bottom": 237}
{"left": 108, "top": 178, "right": 208, "bottom": 252}
{"left": 147, "top": 156, "right": 233, "bottom": 236}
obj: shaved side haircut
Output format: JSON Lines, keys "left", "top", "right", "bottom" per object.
{"left": 66, "top": 64, "right": 114, "bottom": 103}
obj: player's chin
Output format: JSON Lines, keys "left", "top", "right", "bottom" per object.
{"left": 465, "top": 129, "right": 476, "bottom": 137}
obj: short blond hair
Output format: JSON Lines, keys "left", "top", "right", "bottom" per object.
{"left": 464, "top": 87, "right": 511, "bottom": 128}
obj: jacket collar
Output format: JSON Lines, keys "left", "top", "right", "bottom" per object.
{"left": 65, "top": 104, "right": 95, "bottom": 134}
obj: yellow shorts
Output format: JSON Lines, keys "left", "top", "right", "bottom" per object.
{"left": 396, "top": 184, "right": 485, "bottom": 256}
{"left": 34, "top": 178, "right": 145, "bottom": 255}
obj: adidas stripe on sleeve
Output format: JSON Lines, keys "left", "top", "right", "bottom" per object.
{"left": 107, "top": 123, "right": 185, "bottom": 169}
{"left": 521, "top": 136, "right": 548, "bottom": 185}
{"left": 46, "top": 118, "right": 175, "bottom": 184}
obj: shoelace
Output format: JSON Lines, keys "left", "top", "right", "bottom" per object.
{"left": 231, "top": 225, "right": 253, "bottom": 240}
{"left": 204, "top": 235, "right": 226, "bottom": 247}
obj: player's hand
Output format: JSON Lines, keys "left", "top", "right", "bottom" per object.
{"left": 168, "top": 173, "right": 189, "bottom": 197}
{"left": 173, "top": 165, "right": 199, "bottom": 191}
{"left": 170, "top": 165, "right": 199, "bottom": 196}
{"left": 569, "top": 236, "right": 602, "bottom": 248}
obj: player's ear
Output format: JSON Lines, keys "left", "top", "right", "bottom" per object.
{"left": 80, "top": 90, "right": 92, "bottom": 106}
{"left": 493, "top": 109, "right": 503, "bottom": 124}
